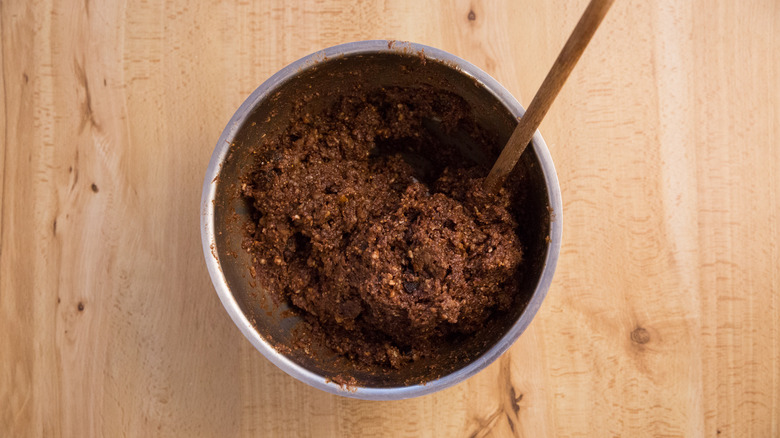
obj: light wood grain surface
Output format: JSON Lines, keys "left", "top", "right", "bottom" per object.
{"left": 2, "top": 0, "right": 778, "bottom": 436}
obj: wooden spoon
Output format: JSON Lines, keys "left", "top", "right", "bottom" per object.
{"left": 484, "top": 0, "right": 616, "bottom": 192}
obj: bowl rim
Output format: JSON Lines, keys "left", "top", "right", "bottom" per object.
{"left": 200, "top": 40, "right": 563, "bottom": 400}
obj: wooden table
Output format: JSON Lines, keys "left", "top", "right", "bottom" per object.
{"left": 2, "top": 0, "right": 778, "bottom": 436}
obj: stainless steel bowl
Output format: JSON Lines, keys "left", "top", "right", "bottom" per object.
{"left": 201, "top": 40, "right": 562, "bottom": 400}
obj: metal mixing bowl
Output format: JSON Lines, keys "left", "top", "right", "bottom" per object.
{"left": 201, "top": 40, "right": 562, "bottom": 400}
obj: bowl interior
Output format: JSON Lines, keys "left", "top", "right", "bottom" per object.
{"left": 211, "top": 50, "right": 551, "bottom": 388}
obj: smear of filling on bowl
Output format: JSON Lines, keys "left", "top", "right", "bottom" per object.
{"left": 241, "top": 86, "right": 523, "bottom": 369}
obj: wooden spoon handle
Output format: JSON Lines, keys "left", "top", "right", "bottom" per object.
{"left": 484, "top": 0, "right": 616, "bottom": 192}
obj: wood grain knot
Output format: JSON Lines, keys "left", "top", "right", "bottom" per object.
{"left": 468, "top": 10, "right": 476, "bottom": 21}
{"left": 91, "top": 183, "right": 99, "bottom": 193}
{"left": 509, "top": 386, "right": 523, "bottom": 414}
{"left": 77, "top": 302, "right": 85, "bottom": 312}
{"left": 631, "top": 327, "right": 650, "bottom": 344}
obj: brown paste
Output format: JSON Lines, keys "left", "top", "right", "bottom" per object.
{"left": 241, "top": 86, "right": 523, "bottom": 369}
